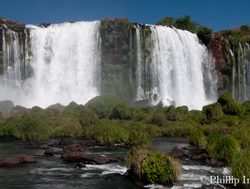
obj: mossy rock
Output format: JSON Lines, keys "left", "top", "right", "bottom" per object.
{"left": 86, "top": 94, "right": 123, "bottom": 118}
{"left": 202, "top": 103, "right": 224, "bottom": 122}
{"left": 217, "top": 91, "right": 243, "bottom": 115}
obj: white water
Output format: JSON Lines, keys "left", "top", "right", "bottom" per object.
{"left": 147, "top": 26, "right": 217, "bottom": 110}
{"left": 0, "top": 21, "right": 101, "bottom": 108}
{"left": 135, "top": 25, "right": 144, "bottom": 101}
{"left": 230, "top": 43, "right": 250, "bottom": 101}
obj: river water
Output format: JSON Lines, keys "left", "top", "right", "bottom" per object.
{"left": 0, "top": 138, "right": 229, "bottom": 189}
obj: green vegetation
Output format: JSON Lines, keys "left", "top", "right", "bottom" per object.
{"left": 231, "top": 151, "right": 250, "bottom": 188}
{"left": 223, "top": 25, "right": 250, "bottom": 45}
{"left": 126, "top": 147, "right": 181, "bottom": 185}
{"left": 156, "top": 15, "right": 213, "bottom": 45}
{"left": 213, "top": 135, "right": 240, "bottom": 163}
{"left": 189, "top": 129, "right": 207, "bottom": 149}
{"left": 217, "top": 91, "right": 243, "bottom": 115}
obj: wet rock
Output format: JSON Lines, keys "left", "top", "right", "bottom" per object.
{"left": 63, "top": 144, "right": 87, "bottom": 153}
{"left": 61, "top": 152, "right": 117, "bottom": 164}
{"left": 169, "top": 146, "right": 189, "bottom": 158}
{"left": 44, "top": 147, "right": 62, "bottom": 156}
{"left": 0, "top": 155, "right": 36, "bottom": 167}
{"left": 0, "top": 100, "right": 14, "bottom": 117}
{"left": 76, "top": 162, "right": 86, "bottom": 168}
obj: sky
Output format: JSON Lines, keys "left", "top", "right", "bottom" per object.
{"left": 0, "top": 0, "right": 249, "bottom": 31}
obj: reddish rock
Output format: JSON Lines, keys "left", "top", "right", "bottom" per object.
{"left": 61, "top": 152, "right": 117, "bottom": 164}
{"left": 0, "top": 155, "right": 36, "bottom": 167}
{"left": 208, "top": 32, "right": 231, "bottom": 89}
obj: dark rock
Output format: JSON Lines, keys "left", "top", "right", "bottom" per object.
{"left": 11, "top": 106, "right": 29, "bottom": 118}
{"left": 58, "top": 138, "right": 75, "bottom": 146}
{"left": 0, "top": 100, "right": 14, "bottom": 117}
{"left": 63, "top": 144, "right": 87, "bottom": 153}
{"left": 76, "top": 162, "right": 86, "bottom": 168}
{"left": 61, "top": 152, "right": 117, "bottom": 164}
{"left": 0, "top": 155, "right": 36, "bottom": 167}
{"left": 44, "top": 147, "right": 62, "bottom": 156}
{"left": 169, "top": 146, "right": 189, "bottom": 158}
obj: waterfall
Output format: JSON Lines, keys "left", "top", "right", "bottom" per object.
{"left": 135, "top": 25, "right": 217, "bottom": 110}
{"left": 230, "top": 43, "right": 250, "bottom": 101}
{"left": 0, "top": 21, "right": 101, "bottom": 108}
{"left": 135, "top": 25, "right": 144, "bottom": 101}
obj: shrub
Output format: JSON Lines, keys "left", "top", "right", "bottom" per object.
{"left": 78, "top": 107, "right": 100, "bottom": 127}
{"left": 11, "top": 113, "right": 50, "bottom": 141}
{"left": 126, "top": 147, "right": 181, "bottom": 185}
{"left": 231, "top": 151, "right": 250, "bottom": 188}
{"left": 151, "top": 110, "right": 166, "bottom": 126}
{"left": 85, "top": 123, "right": 129, "bottom": 145}
{"left": 203, "top": 103, "right": 224, "bottom": 122}
{"left": 213, "top": 135, "right": 240, "bottom": 164}
{"left": 128, "top": 124, "right": 151, "bottom": 146}
{"left": 86, "top": 94, "right": 123, "bottom": 118}
{"left": 189, "top": 129, "right": 207, "bottom": 149}
{"left": 217, "top": 91, "right": 243, "bottom": 115}
{"left": 141, "top": 151, "right": 181, "bottom": 185}
{"left": 197, "top": 26, "right": 213, "bottom": 46}
{"left": 165, "top": 106, "right": 177, "bottom": 121}
{"left": 110, "top": 103, "right": 133, "bottom": 120}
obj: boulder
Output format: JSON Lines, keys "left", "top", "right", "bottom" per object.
{"left": 44, "top": 147, "right": 62, "bottom": 156}
{"left": 61, "top": 152, "right": 117, "bottom": 164}
{"left": 63, "top": 144, "right": 87, "bottom": 153}
{"left": 0, "top": 155, "right": 36, "bottom": 167}
{"left": 0, "top": 100, "right": 14, "bottom": 117}
{"left": 169, "top": 146, "right": 189, "bottom": 158}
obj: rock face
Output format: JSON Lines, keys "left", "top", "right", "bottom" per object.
{"left": 208, "top": 33, "right": 231, "bottom": 90}
{"left": 0, "top": 100, "right": 14, "bottom": 117}
{"left": 0, "top": 155, "right": 36, "bottom": 167}
{"left": 61, "top": 152, "right": 117, "bottom": 164}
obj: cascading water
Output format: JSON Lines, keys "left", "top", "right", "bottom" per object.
{"left": 135, "top": 25, "right": 217, "bottom": 110}
{"left": 0, "top": 21, "right": 101, "bottom": 108}
{"left": 230, "top": 42, "right": 250, "bottom": 101}
{"left": 135, "top": 25, "right": 144, "bottom": 101}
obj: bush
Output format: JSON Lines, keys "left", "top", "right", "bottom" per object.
{"left": 126, "top": 147, "right": 181, "bottom": 185}
{"left": 78, "top": 107, "right": 100, "bottom": 127}
{"left": 151, "top": 110, "right": 166, "bottom": 126}
{"left": 165, "top": 106, "right": 177, "bottom": 121}
{"left": 86, "top": 94, "right": 123, "bottom": 118}
{"left": 202, "top": 103, "right": 224, "bottom": 122}
{"left": 10, "top": 113, "right": 50, "bottom": 141}
{"left": 231, "top": 151, "right": 250, "bottom": 188}
{"left": 213, "top": 135, "right": 240, "bottom": 164}
{"left": 128, "top": 124, "right": 152, "bottom": 146}
{"left": 85, "top": 122, "right": 129, "bottom": 145}
{"left": 217, "top": 91, "right": 243, "bottom": 115}
{"left": 197, "top": 26, "right": 213, "bottom": 45}
{"left": 189, "top": 129, "right": 207, "bottom": 149}
{"left": 110, "top": 103, "right": 133, "bottom": 120}
{"left": 141, "top": 151, "right": 181, "bottom": 185}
